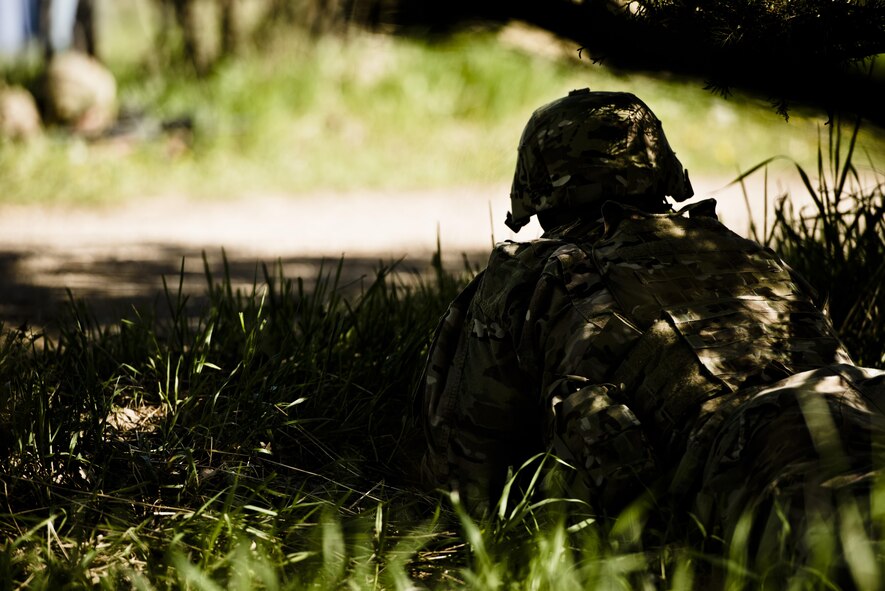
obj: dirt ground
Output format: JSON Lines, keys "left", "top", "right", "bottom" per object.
{"left": 0, "top": 186, "right": 508, "bottom": 330}
{"left": 0, "top": 178, "right": 792, "bottom": 332}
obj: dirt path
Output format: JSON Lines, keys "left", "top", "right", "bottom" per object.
{"left": 0, "top": 186, "right": 510, "bottom": 329}
{"left": 0, "top": 178, "right": 798, "bottom": 330}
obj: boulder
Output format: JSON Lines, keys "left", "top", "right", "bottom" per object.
{"left": 0, "top": 85, "right": 42, "bottom": 141}
{"left": 45, "top": 50, "right": 117, "bottom": 134}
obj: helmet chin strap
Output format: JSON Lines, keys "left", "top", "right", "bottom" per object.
{"left": 504, "top": 211, "right": 528, "bottom": 233}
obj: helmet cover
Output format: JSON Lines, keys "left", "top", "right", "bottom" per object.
{"left": 506, "top": 89, "right": 693, "bottom": 231}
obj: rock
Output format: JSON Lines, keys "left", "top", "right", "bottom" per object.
{"left": 45, "top": 50, "right": 117, "bottom": 135}
{"left": 0, "top": 85, "right": 42, "bottom": 141}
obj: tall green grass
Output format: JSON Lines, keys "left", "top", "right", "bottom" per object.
{"left": 737, "top": 117, "right": 885, "bottom": 367}
{"left": 0, "top": 253, "right": 465, "bottom": 588}
{"left": 2, "top": 244, "right": 884, "bottom": 589}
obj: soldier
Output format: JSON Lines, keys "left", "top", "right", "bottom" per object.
{"left": 420, "top": 89, "right": 885, "bottom": 567}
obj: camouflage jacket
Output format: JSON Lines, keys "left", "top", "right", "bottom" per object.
{"left": 421, "top": 199, "right": 854, "bottom": 515}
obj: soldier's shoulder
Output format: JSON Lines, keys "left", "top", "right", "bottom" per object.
{"left": 484, "top": 237, "right": 596, "bottom": 282}
{"left": 484, "top": 238, "right": 566, "bottom": 276}
{"left": 473, "top": 238, "right": 571, "bottom": 313}
{"left": 489, "top": 237, "right": 565, "bottom": 260}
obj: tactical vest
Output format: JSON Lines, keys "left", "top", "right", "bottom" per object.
{"left": 587, "top": 201, "right": 850, "bottom": 445}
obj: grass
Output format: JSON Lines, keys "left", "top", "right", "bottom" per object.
{"left": 2, "top": 224, "right": 885, "bottom": 589}
{"left": 736, "top": 116, "right": 885, "bottom": 367}
{"left": 0, "top": 253, "right": 466, "bottom": 588}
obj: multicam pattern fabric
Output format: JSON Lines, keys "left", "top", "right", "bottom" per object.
{"left": 506, "top": 89, "right": 693, "bottom": 232}
{"left": 421, "top": 200, "right": 882, "bottom": 527}
{"left": 693, "top": 364, "right": 885, "bottom": 567}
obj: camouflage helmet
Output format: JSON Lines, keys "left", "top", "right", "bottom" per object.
{"left": 506, "top": 89, "right": 693, "bottom": 231}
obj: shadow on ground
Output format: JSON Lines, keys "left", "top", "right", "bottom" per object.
{"left": 0, "top": 246, "right": 483, "bottom": 333}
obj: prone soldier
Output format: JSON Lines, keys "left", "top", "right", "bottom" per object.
{"left": 420, "top": 89, "right": 885, "bottom": 569}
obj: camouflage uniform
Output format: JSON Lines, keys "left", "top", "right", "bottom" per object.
{"left": 420, "top": 91, "right": 885, "bottom": 550}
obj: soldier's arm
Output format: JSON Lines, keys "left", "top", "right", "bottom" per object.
{"left": 421, "top": 251, "right": 540, "bottom": 514}
{"left": 524, "top": 245, "right": 658, "bottom": 514}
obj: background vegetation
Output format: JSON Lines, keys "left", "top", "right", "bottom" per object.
{"left": 2, "top": 1, "right": 884, "bottom": 204}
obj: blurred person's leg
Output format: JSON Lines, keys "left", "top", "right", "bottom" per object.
{"left": 0, "top": 0, "right": 27, "bottom": 55}
{"left": 49, "top": 0, "right": 78, "bottom": 53}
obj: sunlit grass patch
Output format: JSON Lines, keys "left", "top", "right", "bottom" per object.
{"left": 3, "top": 21, "right": 884, "bottom": 205}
